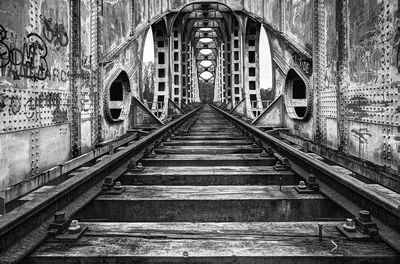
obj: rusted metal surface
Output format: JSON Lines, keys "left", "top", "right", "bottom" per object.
{"left": 279, "top": 132, "right": 400, "bottom": 193}
{"left": 22, "top": 104, "right": 399, "bottom": 263}
{"left": 0, "top": 105, "right": 201, "bottom": 263}
{"left": 212, "top": 104, "right": 400, "bottom": 252}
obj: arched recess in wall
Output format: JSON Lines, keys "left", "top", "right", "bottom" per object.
{"left": 258, "top": 25, "right": 273, "bottom": 108}
{"left": 284, "top": 68, "right": 311, "bottom": 120}
{"left": 141, "top": 26, "right": 155, "bottom": 109}
{"left": 105, "top": 71, "right": 131, "bottom": 122}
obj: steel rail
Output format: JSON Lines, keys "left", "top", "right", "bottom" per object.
{"left": 0, "top": 105, "right": 203, "bottom": 264}
{"left": 212, "top": 104, "right": 400, "bottom": 253}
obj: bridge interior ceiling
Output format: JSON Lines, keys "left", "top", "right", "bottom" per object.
{"left": 0, "top": 0, "right": 399, "bottom": 204}
{"left": 178, "top": 4, "right": 232, "bottom": 84}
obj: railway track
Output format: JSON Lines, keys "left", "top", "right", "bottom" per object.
{"left": 1, "top": 104, "right": 400, "bottom": 263}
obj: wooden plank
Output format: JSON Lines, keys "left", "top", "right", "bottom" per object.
{"left": 75, "top": 186, "right": 346, "bottom": 222}
{"left": 163, "top": 139, "right": 253, "bottom": 146}
{"left": 154, "top": 146, "right": 263, "bottom": 154}
{"left": 141, "top": 154, "right": 276, "bottom": 166}
{"left": 120, "top": 166, "right": 298, "bottom": 185}
{"left": 124, "top": 166, "right": 294, "bottom": 176}
{"left": 172, "top": 135, "right": 247, "bottom": 140}
{"left": 96, "top": 185, "right": 325, "bottom": 201}
{"left": 27, "top": 222, "right": 399, "bottom": 264}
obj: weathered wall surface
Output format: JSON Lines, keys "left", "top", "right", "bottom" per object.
{"left": 1, "top": 0, "right": 398, "bottom": 197}
{"left": 267, "top": 0, "right": 399, "bottom": 172}
{"left": 283, "top": 0, "right": 313, "bottom": 50}
{"left": 0, "top": 0, "right": 72, "bottom": 190}
{"left": 258, "top": 0, "right": 399, "bottom": 173}
{"left": 343, "top": 0, "right": 399, "bottom": 169}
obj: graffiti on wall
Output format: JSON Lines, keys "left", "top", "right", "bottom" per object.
{"left": 0, "top": 85, "right": 69, "bottom": 131}
{"left": 346, "top": 94, "right": 392, "bottom": 120}
{"left": 0, "top": 24, "right": 69, "bottom": 82}
{"left": 351, "top": 127, "right": 372, "bottom": 145}
{"left": 40, "top": 15, "right": 69, "bottom": 49}
{"left": 0, "top": 90, "right": 67, "bottom": 120}
{"left": 0, "top": 25, "right": 50, "bottom": 81}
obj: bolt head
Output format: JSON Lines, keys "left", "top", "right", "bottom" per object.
{"left": 54, "top": 211, "right": 66, "bottom": 223}
{"left": 298, "top": 181, "right": 307, "bottom": 189}
{"left": 343, "top": 218, "right": 356, "bottom": 232}
{"left": 68, "top": 219, "right": 81, "bottom": 234}
{"left": 358, "top": 210, "right": 371, "bottom": 222}
{"left": 114, "top": 181, "right": 122, "bottom": 190}
{"left": 308, "top": 174, "right": 317, "bottom": 182}
{"left": 104, "top": 176, "right": 113, "bottom": 185}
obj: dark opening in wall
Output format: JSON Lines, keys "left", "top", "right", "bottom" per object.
{"left": 234, "top": 30, "right": 238, "bottom": 36}
{"left": 174, "top": 52, "right": 179, "bottom": 61}
{"left": 174, "top": 88, "right": 179, "bottom": 95}
{"left": 157, "top": 95, "right": 164, "bottom": 102}
{"left": 174, "top": 75, "right": 179, "bottom": 85}
{"left": 107, "top": 71, "right": 130, "bottom": 121}
{"left": 284, "top": 69, "right": 310, "bottom": 120}
{"left": 249, "top": 81, "right": 256, "bottom": 90}
{"left": 228, "top": 89, "right": 231, "bottom": 96}
{"left": 158, "top": 52, "right": 165, "bottom": 64}
{"left": 158, "top": 69, "right": 165, "bottom": 78}
{"left": 158, "top": 82, "right": 165, "bottom": 91}
{"left": 234, "top": 74, "right": 239, "bottom": 84}
{"left": 174, "top": 31, "right": 178, "bottom": 37}
{"left": 174, "top": 41, "right": 179, "bottom": 49}
{"left": 249, "top": 51, "right": 255, "bottom": 63}
{"left": 295, "top": 107, "right": 307, "bottom": 117}
{"left": 156, "top": 29, "right": 163, "bottom": 37}
{"left": 158, "top": 41, "right": 164, "bottom": 48}
{"left": 235, "top": 87, "right": 240, "bottom": 94}
{"left": 174, "top": 64, "right": 179, "bottom": 72}
{"left": 249, "top": 67, "right": 255, "bottom": 76}
{"left": 234, "top": 40, "right": 239, "bottom": 48}
{"left": 110, "top": 109, "right": 122, "bottom": 119}
{"left": 234, "top": 51, "right": 239, "bottom": 60}
{"left": 110, "top": 81, "right": 123, "bottom": 100}
{"left": 292, "top": 79, "right": 306, "bottom": 99}
{"left": 234, "top": 63, "right": 239, "bottom": 71}
{"left": 249, "top": 39, "right": 255, "bottom": 46}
